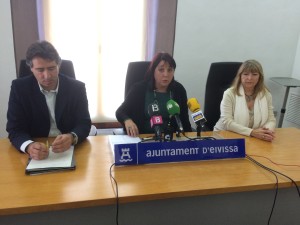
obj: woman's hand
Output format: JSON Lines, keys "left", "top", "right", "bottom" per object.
{"left": 124, "top": 119, "right": 139, "bottom": 137}
{"left": 250, "top": 127, "right": 275, "bottom": 142}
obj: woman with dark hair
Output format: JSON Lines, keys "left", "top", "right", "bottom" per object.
{"left": 116, "top": 52, "right": 192, "bottom": 137}
{"left": 214, "top": 59, "right": 276, "bottom": 141}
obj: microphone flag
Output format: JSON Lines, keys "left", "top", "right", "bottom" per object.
{"left": 166, "top": 99, "right": 184, "bottom": 133}
{"left": 148, "top": 103, "right": 163, "bottom": 141}
{"left": 187, "top": 98, "right": 207, "bottom": 124}
{"left": 187, "top": 97, "right": 207, "bottom": 137}
{"left": 150, "top": 115, "right": 163, "bottom": 127}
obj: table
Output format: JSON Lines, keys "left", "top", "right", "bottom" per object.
{"left": 1, "top": 128, "right": 300, "bottom": 225}
{"left": 270, "top": 77, "right": 300, "bottom": 127}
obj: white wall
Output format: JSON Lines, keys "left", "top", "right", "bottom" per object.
{"left": 292, "top": 33, "right": 300, "bottom": 80}
{"left": 174, "top": 0, "right": 300, "bottom": 127}
{"left": 0, "top": 0, "right": 16, "bottom": 138}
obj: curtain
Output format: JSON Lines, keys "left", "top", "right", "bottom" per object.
{"left": 10, "top": 0, "right": 39, "bottom": 75}
{"left": 146, "top": 0, "right": 178, "bottom": 59}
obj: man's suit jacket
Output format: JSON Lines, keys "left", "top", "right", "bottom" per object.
{"left": 6, "top": 74, "right": 91, "bottom": 151}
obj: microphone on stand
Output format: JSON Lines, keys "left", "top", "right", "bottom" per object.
{"left": 148, "top": 103, "right": 163, "bottom": 141}
{"left": 163, "top": 119, "right": 174, "bottom": 141}
{"left": 187, "top": 98, "right": 207, "bottom": 137}
{"left": 166, "top": 99, "right": 184, "bottom": 136}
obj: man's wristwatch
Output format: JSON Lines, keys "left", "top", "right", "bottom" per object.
{"left": 70, "top": 132, "right": 78, "bottom": 145}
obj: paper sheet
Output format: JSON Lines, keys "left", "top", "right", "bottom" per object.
{"left": 26, "top": 146, "right": 74, "bottom": 170}
{"left": 108, "top": 135, "right": 141, "bottom": 151}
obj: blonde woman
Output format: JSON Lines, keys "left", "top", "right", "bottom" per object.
{"left": 214, "top": 60, "right": 276, "bottom": 142}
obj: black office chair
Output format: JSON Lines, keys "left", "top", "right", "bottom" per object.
{"left": 204, "top": 62, "right": 242, "bottom": 131}
{"left": 18, "top": 59, "right": 99, "bottom": 135}
{"left": 124, "top": 61, "right": 151, "bottom": 98}
{"left": 18, "top": 59, "right": 76, "bottom": 79}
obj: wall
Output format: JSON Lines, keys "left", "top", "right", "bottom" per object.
{"left": 0, "top": 0, "right": 16, "bottom": 138}
{"left": 292, "top": 33, "right": 300, "bottom": 80}
{"left": 174, "top": 0, "right": 300, "bottom": 128}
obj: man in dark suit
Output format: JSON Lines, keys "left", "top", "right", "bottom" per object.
{"left": 6, "top": 40, "right": 91, "bottom": 160}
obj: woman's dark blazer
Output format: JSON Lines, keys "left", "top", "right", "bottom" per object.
{"left": 116, "top": 80, "right": 192, "bottom": 134}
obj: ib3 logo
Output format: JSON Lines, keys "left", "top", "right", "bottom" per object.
{"left": 119, "top": 148, "right": 133, "bottom": 162}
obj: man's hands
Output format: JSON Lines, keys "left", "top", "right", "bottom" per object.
{"left": 26, "top": 142, "right": 49, "bottom": 160}
{"left": 51, "top": 133, "right": 73, "bottom": 153}
{"left": 26, "top": 134, "right": 74, "bottom": 160}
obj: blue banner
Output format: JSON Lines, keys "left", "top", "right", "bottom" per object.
{"left": 113, "top": 139, "right": 245, "bottom": 166}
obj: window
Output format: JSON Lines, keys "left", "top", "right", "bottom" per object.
{"left": 41, "top": 0, "right": 146, "bottom": 122}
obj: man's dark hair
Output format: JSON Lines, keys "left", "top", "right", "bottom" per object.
{"left": 26, "top": 40, "right": 61, "bottom": 67}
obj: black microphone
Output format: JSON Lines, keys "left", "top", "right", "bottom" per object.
{"left": 148, "top": 103, "right": 163, "bottom": 141}
{"left": 163, "top": 119, "right": 174, "bottom": 141}
{"left": 166, "top": 99, "right": 184, "bottom": 135}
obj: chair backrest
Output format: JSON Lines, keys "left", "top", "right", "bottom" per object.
{"left": 204, "top": 62, "right": 242, "bottom": 131}
{"left": 124, "top": 61, "right": 151, "bottom": 98}
{"left": 18, "top": 59, "right": 76, "bottom": 79}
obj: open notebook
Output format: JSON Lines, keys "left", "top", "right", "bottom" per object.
{"left": 25, "top": 146, "right": 76, "bottom": 175}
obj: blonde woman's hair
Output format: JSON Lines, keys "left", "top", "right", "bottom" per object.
{"left": 231, "top": 59, "right": 267, "bottom": 97}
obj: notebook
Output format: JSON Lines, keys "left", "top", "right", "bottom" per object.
{"left": 25, "top": 146, "right": 76, "bottom": 175}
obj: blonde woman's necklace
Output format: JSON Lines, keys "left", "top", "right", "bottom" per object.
{"left": 245, "top": 93, "right": 255, "bottom": 102}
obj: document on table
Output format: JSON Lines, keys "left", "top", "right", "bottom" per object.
{"left": 25, "top": 146, "right": 76, "bottom": 175}
{"left": 108, "top": 135, "right": 141, "bottom": 153}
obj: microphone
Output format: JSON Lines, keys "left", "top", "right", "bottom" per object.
{"left": 148, "top": 103, "right": 163, "bottom": 141}
{"left": 187, "top": 98, "right": 207, "bottom": 137}
{"left": 163, "top": 119, "right": 174, "bottom": 141}
{"left": 166, "top": 99, "right": 184, "bottom": 134}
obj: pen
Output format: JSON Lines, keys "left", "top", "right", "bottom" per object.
{"left": 46, "top": 140, "right": 49, "bottom": 149}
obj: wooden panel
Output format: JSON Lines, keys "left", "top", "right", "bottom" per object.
{"left": 11, "top": 0, "right": 39, "bottom": 75}
{"left": 92, "top": 121, "right": 122, "bottom": 129}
